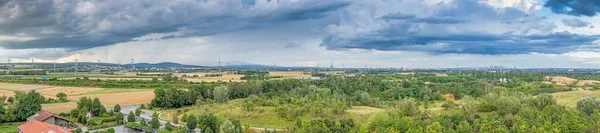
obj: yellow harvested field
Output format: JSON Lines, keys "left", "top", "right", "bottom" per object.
{"left": 269, "top": 71, "right": 311, "bottom": 79}
{"left": 59, "top": 77, "right": 154, "bottom": 81}
{"left": 42, "top": 102, "right": 78, "bottom": 113}
{"left": 0, "top": 82, "right": 51, "bottom": 91}
{"left": 37, "top": 87, "right": 102, "bottom": 96}
{"left": 68, "top": 91, "right": 155, "bottom": 107}
{"left": 0, "top": 89, "right": 14, "bottom": 97}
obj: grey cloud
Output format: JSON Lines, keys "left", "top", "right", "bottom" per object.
{"left": 562, "top": 18, "right": 591, "bottom": 28}
{"left": 321, "top": 0, "right": 597, "bottom": 55}
{"left": 284, "top": 43, "right": 301, "bottom": 48}
{"left": 0, "top": 0, "right": 350, "bottom": 50}
{"left": 322, "top": 32, "right": 600, "bottom": 55}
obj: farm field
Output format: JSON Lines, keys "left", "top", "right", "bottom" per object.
{"left": 0, "top": 82, "right": 50, "bottom": 91}
{"left": 0, "top": 89, "right": 14, "bottom": 97}
{"left": 181, "top": 73, "right": 245, "bottom": 82}
{"left": 37, "top": 87, "right": 102, "bottom": 96}
{"left": 68, "top": 91, "right": 155, "bottom": 107}
{"left": 268, "top": 71, "right": 311, "bottom": 79}
{"left": 59, "top": 77, "right": 155, "bottom": 81}
{"left": 552, "top": 90, "right": 600, "bottom": 107}
{"left": 0, "top": 81, "right": 155, "bottom": 112}
{"left": 2, "top": 72, "right": 132, "bottom": 79}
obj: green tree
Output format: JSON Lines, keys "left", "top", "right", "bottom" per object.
{"left": 151, "top": 117, "right": 161, "bottom": 129}
{"left": 165, "top": 122, "right": 173, "bottom": 131}
{"left": 127, "top": 111, "right": 136, "bottom": 123}
{"left": 219, "top": 120, "right": 237, "bottom": 133}
{"left": 511, "top": 115, "right": 529, "bottom": 133}
{"left": 242, "top": 99, "right": 255, "bottom": 111}
{"left": 135, "top": 108, "right": 142, "bottom": 116}
{"left": 187, "top": 116, "right": 198, "bottom": 131}
{"left": 406, "top": 127, "right": 423, "bottom": 133}
{"left": 213, "top": 85, "right": 229, "bottom": 103}
{"left": 182, "top": 113, "right": 188, "bottom": 123}
{"left": 116, "top": 113, "right": 124, "bottom": 125}
{"left": 140, "top": 119, "right": 147, "bottom": 127}
{"left": 425, "top": 122, "right": 443, "bottom": 133}
{"left": 457, "top": 120, "right": 472, "bottom": 133}
{"left": 6, "top": 97, "right": 14, "bottom": 103}
{"left": 114, "top": 104, "right": 121, "bottom": 112}
{"left": 152, "top": 112, "right": 159, "bottom": 118}
{"left": 56, "top": 92, "right": 67, "bottom": 101}
{"left": 13, "top": 91, "right": 44, "bottom": 120}
{"left": 0, "top": 104, "right": 4, "bottom": 122}
{"left": 199, "top": 114, "right": 219, "bottom": 133}
{"left": 359, "top": 92, "right": 372, "bottom": 105}
{"left": 577, "top": 97, "right": 600, "bottom": 116}
{"left": 533, "top": 94, "right": 556, "bottom": 110}
{"left": 91, "top": 98, "right": 106, "bottom": 116}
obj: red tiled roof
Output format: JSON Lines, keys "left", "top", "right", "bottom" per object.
{"left": 18, "top": 120, "right": 71, "bottom": 133}
{"left": 33, "top": 110, "right": 71, "bottom": 122}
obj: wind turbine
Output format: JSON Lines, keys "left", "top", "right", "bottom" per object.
{"left": 75, "top": 57, "right": 79, "bottom": 73}
{"left": 217, "top": 56, "right": 222, "bottom": 69}
{"left": 53, "top": 59, "right": 57, "bottom": 72}
{"left": 7, "top": 56, "right": 11, "bottom": 76}
{"left": 131, "top": 58, "right": 135, "bottom": 71}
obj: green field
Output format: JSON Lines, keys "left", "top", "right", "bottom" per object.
{"left": 0, "top": 122, "right": 20, "bottom": 133}
{"left": 553, "top": 90, "right": 600, "bottom": 107}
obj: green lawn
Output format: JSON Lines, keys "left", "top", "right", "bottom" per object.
{"left": 0, "top": 122, "right": 21, "bottom": 133}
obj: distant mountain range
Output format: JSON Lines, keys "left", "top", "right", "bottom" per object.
{"left": 126, "top": 62, "right": 206, "bottom": 68}
{"left": 1, "top": 61, "right": 278, "bottom": 69}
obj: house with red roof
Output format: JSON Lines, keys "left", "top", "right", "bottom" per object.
{"left": 18, "top": 120, "right": 71, "bottom": 133}
{"left": 26, "top": 110, "right": 72, "bottom": 128}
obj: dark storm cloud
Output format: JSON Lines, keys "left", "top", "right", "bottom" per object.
{"left": 322, "top": 32, "right": 600, "bottom": 55}
{"left": 544, "top": 0, "right": 600, "bottom": 16}
{"left": 0, "top": 0, "right": 350, "bottom": 50}
{"left": 321, "top": 0, "right": 600, "bottom": 55}
{"left": 562, "top": 18, "right": 591, "bottom": 28}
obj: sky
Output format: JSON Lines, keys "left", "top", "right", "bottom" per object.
{"left": 0, "top": 0, "right": 599, "bottom": 68}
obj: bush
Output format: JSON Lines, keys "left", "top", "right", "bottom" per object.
{"left": 577, "top": 97, "right": 600, "bottom": 116}
{"left": 441, "top": 101, "right": 458, "bottom": 109}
